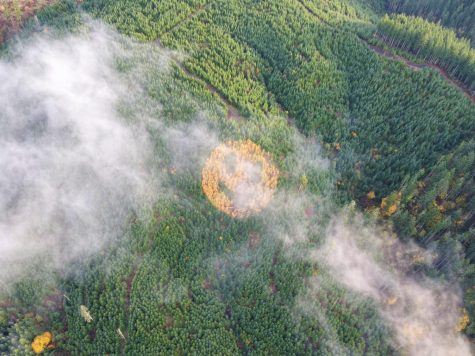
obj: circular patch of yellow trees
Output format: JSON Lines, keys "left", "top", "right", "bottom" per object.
{"left": 202, "top": 140, "right": 279, "bottom": 218}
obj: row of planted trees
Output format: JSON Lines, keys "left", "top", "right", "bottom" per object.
{"left": 377, "top": 14, "right": 475, "bottom": 93}
{"left": 385, "top": 0, "right": 475, "bottom": 45}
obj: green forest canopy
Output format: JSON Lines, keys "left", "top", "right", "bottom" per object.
{"left": 0, "top": 0, "right": 474, "bottom": 354}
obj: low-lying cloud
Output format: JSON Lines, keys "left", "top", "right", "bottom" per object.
{"left": 313, "top": 216, "right": 471, "bottom": 356}
{"left": 0, "top": 25, "right": 158, "bottom": 290}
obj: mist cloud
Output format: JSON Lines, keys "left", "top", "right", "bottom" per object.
{"left": 0, "top": 25, "right": 158, "bottom": 290}
{"left": 313, "top": 216, "right": 472, "bottom": 356}
{"left": 255, "top": 139, "right": 471, "bottom": 355}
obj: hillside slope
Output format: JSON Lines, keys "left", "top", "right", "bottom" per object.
{"left": 0, "top": 0, "right": 474, "bottom": 355}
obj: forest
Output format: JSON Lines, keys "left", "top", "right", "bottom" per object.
{"left": 0, "top": 0, "right": 474, "bottom": 355}
{"left": 377, "top": 14, "right": 475, "bottom": 94}
{"left": 385, "top": 0, "right": 475, "bottom": 45}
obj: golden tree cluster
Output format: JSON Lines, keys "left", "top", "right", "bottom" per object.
{"left": 202, "top": 140, "right": 279, "bottom": 218}
{"left": 456, "top": 308, "right": 470, "bottom": 332}
{"left": 380, "top": 191, "right": 401, "bottom": 217}
{"left": 31, "top": 331, "right": 53, "bottom": 354}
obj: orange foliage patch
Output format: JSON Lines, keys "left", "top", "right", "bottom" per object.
{"left": 0, "top": 0, "right": 57, "bottom": 43}
{"left": 386, "top": 296, "right": 398, "bottom": 305}
{"left": 31, "top": 331, "right": 52, "bottom": 354}
{"left": 202, "top": 140, "right": 279, "bottom": 218}
{"left": 456, "top": 309, "right": 470, "bottom": 332}
{"left": 380, "top": 192, "right": 401, "bottom": 217}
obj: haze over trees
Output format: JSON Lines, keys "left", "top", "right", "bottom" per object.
{"left": 0, "top": 0, "right": 474, "bottom": 354}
